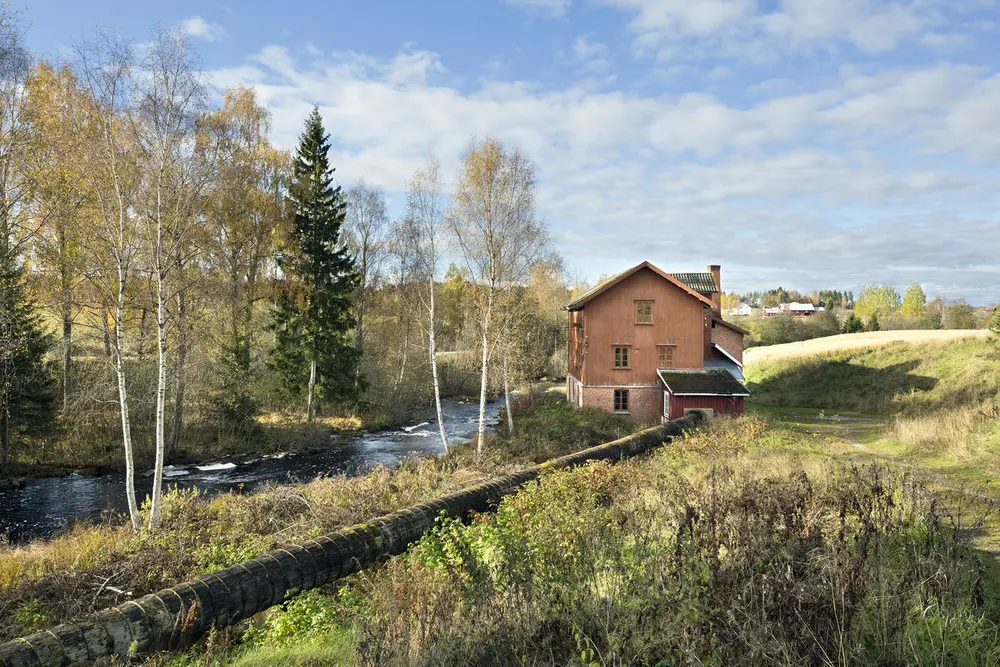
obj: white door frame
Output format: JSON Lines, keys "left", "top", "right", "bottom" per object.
{"left": 662, "top": 390, "right": 670, "bottom": 422}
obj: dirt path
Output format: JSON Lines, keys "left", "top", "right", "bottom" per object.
{"left": 745, "top": 329, "right": 989, "bottom": 364}
{"left": 774, "top": 409, "right": 1000, "bottom": 552}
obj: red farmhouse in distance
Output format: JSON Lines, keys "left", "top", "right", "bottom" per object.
{"left": 566, "top": 262, "right": 749, "bottom": 423}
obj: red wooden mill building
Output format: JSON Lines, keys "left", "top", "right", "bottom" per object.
{"left": 566, "top": 262, "right": 749, "bottom": 423}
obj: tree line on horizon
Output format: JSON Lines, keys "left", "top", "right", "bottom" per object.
{"left": 732, "top": 281, "right": 996, "bottom": 347}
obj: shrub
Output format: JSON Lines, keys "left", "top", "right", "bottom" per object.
{"left": 353, "top": 439, "right": 1000, "bottom": 666}
{"left": 842, "top": 313, "right": 864, "bottom": 333}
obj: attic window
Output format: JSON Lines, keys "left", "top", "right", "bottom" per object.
{"left": 635, "top": 301, "right": 652, "bottom": 324}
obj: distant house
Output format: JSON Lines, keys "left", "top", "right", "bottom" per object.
{"left": 728, "top": 302, "right": 752, "bottom": 317}
{"left": 566, "top": 262, "right": 749, "bottom": 423}
{"left": 763, "top": 302, "right": 818, "bottom": 317}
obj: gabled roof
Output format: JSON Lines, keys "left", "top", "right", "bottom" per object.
{"left": 671, "top": 272, "right": 718, "bottom": 295}
{"left": 658, "top": 368, "right": 750, "bottom": 397}
{"left": 566, "top": 261, "right": 716, "bottom": 311}
{"left": 784, "top": 302, "right": 816, "bottom": 311}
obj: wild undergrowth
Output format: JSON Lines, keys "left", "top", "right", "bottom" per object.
{"left": 157, "top": 416, "right": 1000, "bottom": 667}
{"left": 0, "top": 396, "right": 617, "bottom": 643}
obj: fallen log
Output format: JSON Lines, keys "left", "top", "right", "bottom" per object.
{"left": 0, "top": 412, "right": 704, "bottom": 666}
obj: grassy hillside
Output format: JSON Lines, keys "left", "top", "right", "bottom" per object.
{"left": 746, "top": 337, "right": 1000, "bottom": 414}
{"left": 744, "top": 329, "right": 990, "bottom": 364}
{"left": 747, "top": 336, "right": 1000, "bottom": 546}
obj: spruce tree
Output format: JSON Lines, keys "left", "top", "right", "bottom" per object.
{"left": 0, "top": 249, "right": 56, "bottom": 466}
{"left": 270, "top": 108, "right": 359, "bottom": 420}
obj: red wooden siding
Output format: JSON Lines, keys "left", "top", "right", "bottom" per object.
{"left": 575, "top": 267, "right": 707, "bottom": 386}
{"left": 665, "top": 391, "right": 744, "bottom": 421}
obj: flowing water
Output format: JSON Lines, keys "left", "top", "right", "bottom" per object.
{"left": 0, "top": 400, "right": 499, "bottom": 544}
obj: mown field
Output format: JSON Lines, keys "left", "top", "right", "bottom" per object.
{"left": 6, "top": 338, "right": 1000, "bottom": 665}
{"left": 744, "top": 328, "right": 990, "bottom": 364}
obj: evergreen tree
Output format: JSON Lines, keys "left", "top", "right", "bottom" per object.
{"left": 270, "top": 108, "right": 359, "bottom": 421}
{"left": 0, "top": 249, "right": 56, "bottom": 465}
{"left": 842, "top": 313, "right": 864, "bottom": 334}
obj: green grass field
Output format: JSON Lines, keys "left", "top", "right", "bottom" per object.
{"left": 747, "top": 335, "right": 1000, "bottom": 553}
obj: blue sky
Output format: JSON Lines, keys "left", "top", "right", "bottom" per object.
{"left": 21, "top": 0, "right": 1000, "bottom": 303}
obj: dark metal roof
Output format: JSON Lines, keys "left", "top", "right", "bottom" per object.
{"left": 671, "top": 272, "right": 718, "bottom": 295}
{"left": 657, "top": 368, "right": 750, "bottom": 396}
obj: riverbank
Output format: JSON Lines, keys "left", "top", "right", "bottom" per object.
{"left": 0, "top": 395, "right": 632, "bottom": 644}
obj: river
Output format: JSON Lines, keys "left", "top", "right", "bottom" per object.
{"left": 0, "top": 400, "right": 499, "bottom": 545}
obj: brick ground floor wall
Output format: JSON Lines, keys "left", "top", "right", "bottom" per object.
{"left": 579, "top": 385, "right": 662, "bottom": 423}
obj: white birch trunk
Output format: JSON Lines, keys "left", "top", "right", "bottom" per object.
{"left": 148, "top": 171, "right": 168, "bottom": 530}
{"left": 503, "top": 349, "right": 514, "bottom": 436}
{"left": 148, "top": 267, "right": 167, "bottom": 529}
{"left": 114, "top": 272, "right": 140, "bottom": 531}
{"left": 476, "top": 290, "right": 493, "bottom": 458}
{"left": 428, "top": 277, "right": 448, "bottom": 453}
{"left": 397, "top": 319, "right": 409, "bottom": 388}
{"left": 307, "top": 354, "right": 317, "bottom": 422}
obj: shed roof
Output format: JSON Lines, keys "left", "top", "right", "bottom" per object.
{"left": 657, "top": 368, "right": 750, "bottom": 397}
{"left": 712, "top": 343, "right": 742, "bottom": 368}
{"left": 566, "top": 261, "right": 715, "bottom": 311}
{"left": 671, "top": 272, "right": 718, "bottom": 295}
{"left": 711, "top": 313, "right": 749, "bottom": 335}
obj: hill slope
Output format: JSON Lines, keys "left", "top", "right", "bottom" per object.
{"left": 745, "top": 337, "right": 1000, "bottom": 414}
{"left": 744, "top": 329, "right": 989, "bottom": 364}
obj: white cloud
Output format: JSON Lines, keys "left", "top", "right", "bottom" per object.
{"left": 179, "top": 16, "right": 226, "bottom": 42}
{"left": 595, "top": 0, "right": 970, "bottom": 59}
{"left": 208, "top": 46, "right": 1000, "bottom": 301}
{"left": 504, "top": 0, "right": 572, "bottom": 18}
{"left": 570, "top": 36, "right": 612, "bottom": 76}
{"left": 572, "top": 36, "right": 607, "bottom": 61}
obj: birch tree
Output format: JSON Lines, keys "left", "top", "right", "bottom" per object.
{"left": 0, "top": 7, "right": 32, "bottom": 255}
{"left": 345, "top": 179, "right": 387, "bottom": 393}
{"left": 404, "top": 156, "right": 449, "bottom": 452}
{"left": 74, "top": 32, "right": 142, "bottom": 529}
{"left": 132, "top": 29, "right": 207, "bottom": 529}
{"left": 202, "top": 87, "right": 288, "bottom": 433}
{"left": 450, "top": 137, "right": 547, "bottom": 456}
{"left": 24, "top": 63, "right": 90, "bottom": 413}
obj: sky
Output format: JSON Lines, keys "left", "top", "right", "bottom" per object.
{"left": 20, "top": 0, "right": 1000, "bottom": 303}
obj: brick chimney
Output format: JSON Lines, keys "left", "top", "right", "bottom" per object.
{"left": 708, "top": 264, "right": 721, "bottom": 313}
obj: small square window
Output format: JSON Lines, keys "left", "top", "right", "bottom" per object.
{"left": 614, "top": 389, "right": 629, "bottom": 412}
{"left": 614, "top": 346, "right": 629, "bottom": 368}
{"left": 636, "top": 301, "right": 652, "bottom": 324}
{"left": 658, "top": 346, "right": 675, "bottom": 369}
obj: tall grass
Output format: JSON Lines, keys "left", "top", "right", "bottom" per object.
{"left": 190, "top": 416, "right": 1000, "bottom": 667}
